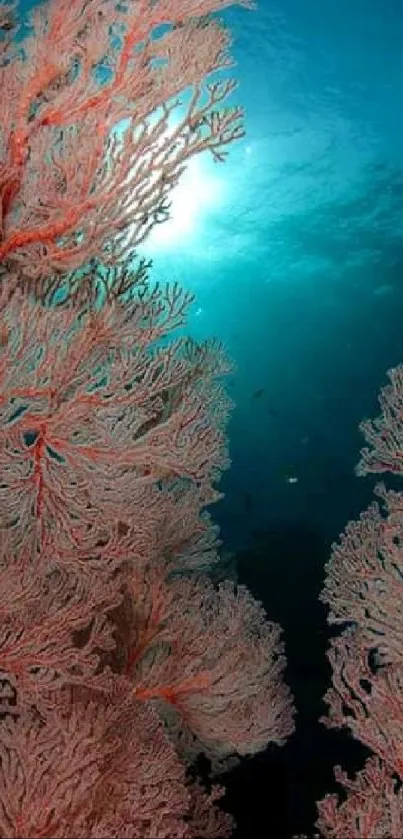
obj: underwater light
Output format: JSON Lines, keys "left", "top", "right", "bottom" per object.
{"left": 146, "top": 154, "right": 223, "bottom": 251}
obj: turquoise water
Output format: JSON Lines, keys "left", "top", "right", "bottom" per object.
{"left": 136, "top": 0, "right": 403, "bottom": 554}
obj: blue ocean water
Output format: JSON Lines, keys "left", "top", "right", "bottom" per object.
{"left": 138, "top": 7, "right": 403, "bottom": 832}
{"left": 139, "top": 0, "right": 403, "bottom": 557}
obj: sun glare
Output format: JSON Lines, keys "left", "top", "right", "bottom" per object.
{"left": 146, "top": 155, "right": 224, "bottom": 252}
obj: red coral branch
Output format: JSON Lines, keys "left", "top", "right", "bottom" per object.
{"left": 319, "top": 368, "right": 403, "bottom": 836}
{"left": 0, "top": 0, "right": 251, "bottom": 278}
{"left": 0, "top": 1, "right": 295, "bottom": 835}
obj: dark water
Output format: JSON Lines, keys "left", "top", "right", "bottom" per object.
{"left": 143, "top": 2, "right": 403, "bottom": 834}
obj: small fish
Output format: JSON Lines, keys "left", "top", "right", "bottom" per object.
{"left": 252, "top": 388, "right": 264, "bottom": 400}
{"left": 279, "top": 466, "right": 299, "bottom": 485}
